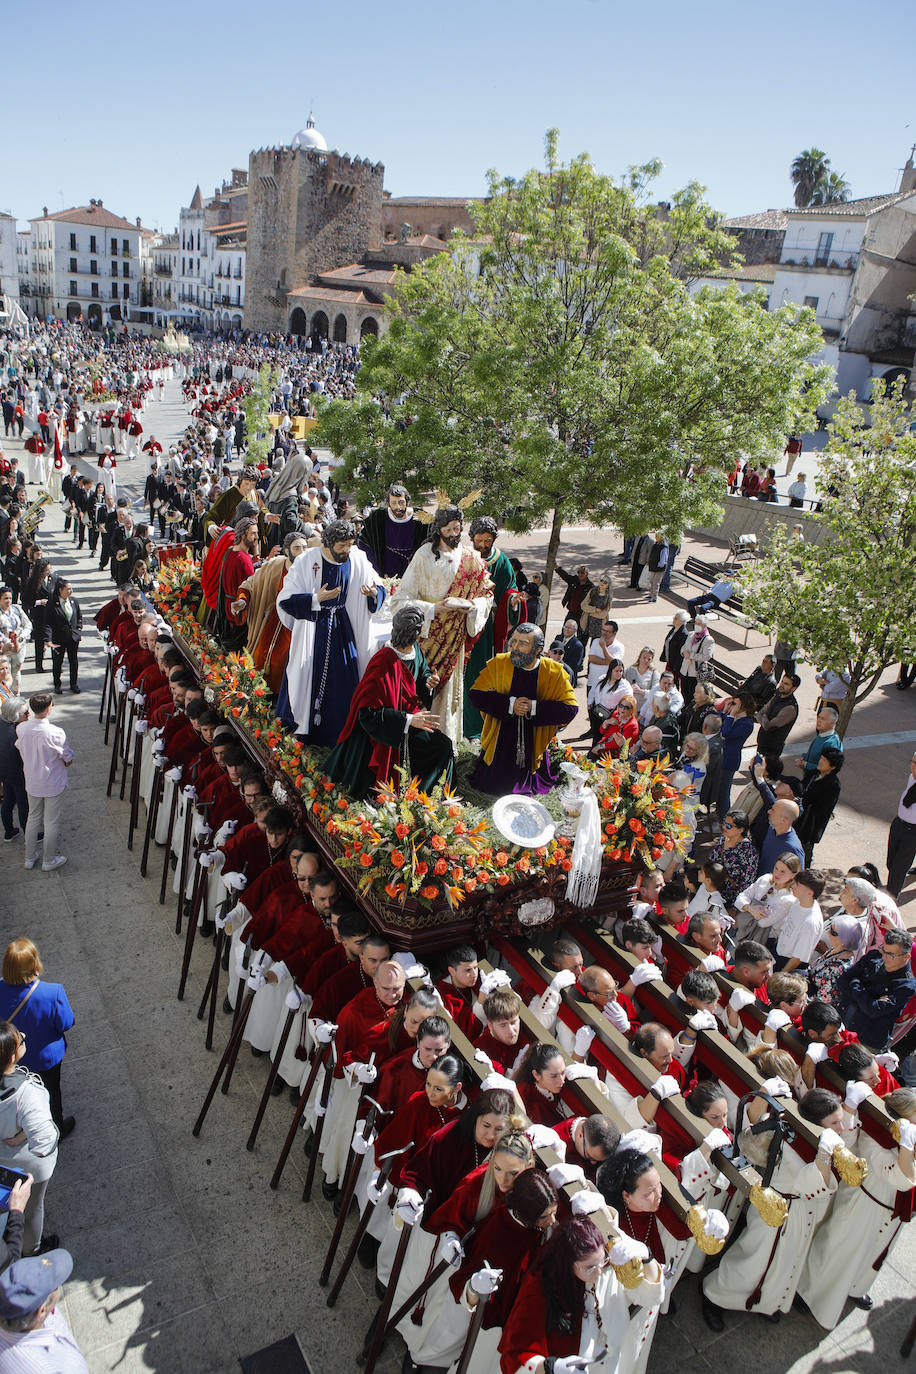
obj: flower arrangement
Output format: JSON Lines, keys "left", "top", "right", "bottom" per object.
{"left": 152, "top": 573, "right": 691, "bottom": 914}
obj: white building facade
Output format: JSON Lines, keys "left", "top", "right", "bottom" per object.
{"left": 172, "top": 174, "right": 246, "bottom": 333}
{"left": 0, "top": 212, "right": 19, "bottom": 311}
{"left": 28, "top": 201, "right": 151, "bottom": 327}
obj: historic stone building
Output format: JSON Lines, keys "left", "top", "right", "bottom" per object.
{"left": 245, "top": 116, "right": 385, "bottom": 333}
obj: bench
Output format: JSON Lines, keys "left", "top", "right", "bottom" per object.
{"left": 677, "top": 556, "right": 758, "bottom": 646}
{"left": 709, "top": 658, "right": 744, "bottom": 696}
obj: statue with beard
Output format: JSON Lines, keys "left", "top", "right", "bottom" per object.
{"left": 469, "top": 622, "right": 578, "bottom": 796}
{"left": 324, "top": 605, "right": 454, "bottom": 799}
{"left": 275, "top": 518, "right": 384, "bottom": 745}
{"left": 358, "top": 482, "right": 428, "bottom": 579}
{"left": 389, "top": 506, "right": 493, "bottom": 748}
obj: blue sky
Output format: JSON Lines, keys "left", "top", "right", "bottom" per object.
{"left": 6, "top": 0, "right": 914, "bottom": 232}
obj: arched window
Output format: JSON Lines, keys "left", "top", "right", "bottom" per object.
{"left": 289, "top": 307, "right": 307, "bottom": 336}
{"left": 360, "top": 316, "right": 378, "bottom": 338}
{"left": 333, "top": 313, "right": 347, "bottom": 342}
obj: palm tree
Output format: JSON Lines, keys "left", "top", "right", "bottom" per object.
{"left": 791, "top": 148, "right": 830, "bottom": 208}
{"left": 809, "top": 171, "right": 851, "bottom": 206}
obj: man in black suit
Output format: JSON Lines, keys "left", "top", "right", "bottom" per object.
{"left": 48, "top": 578, "right": 83, "bottom": 693}
{"left": 560, "top": 618, "right": 586, "bottom": 687}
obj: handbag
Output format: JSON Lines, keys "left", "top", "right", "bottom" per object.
{"left": 696, "top": 659, "right": 714, "bottom": 683}
{"left": 592, "top": 704, "right": 613, "bottom": 723}
{"left": 638, "top": 564, "right": 651, "bottom": 591}
{"left": 6, "top": 980, "right": 38, "bottom": 1025}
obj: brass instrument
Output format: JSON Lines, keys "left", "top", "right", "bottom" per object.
{"left": 22, "top": 488, "right": 53, "bottom": 536}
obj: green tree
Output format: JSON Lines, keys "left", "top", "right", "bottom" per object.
{"left": 741, "top": 379, "right": 916, "bottom": 737}
{"left": 809, "top": 170, "right": 852, "bottom": 206}
{"left": 318, "top": 131, "right": 830, "bottom": 589}
{"left": 242, "top": 364, "right": 279, "bottom": 467}
{"left": 791, "top": 148, "right": 831, "bottom": 208}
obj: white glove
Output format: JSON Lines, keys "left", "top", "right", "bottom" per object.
{"left": 553, "top": 1358, "right": 591, "bottom": 1374}
{"left": 351, "top": 1128, "right": 376, "bottom": 1156}
{"left": 474, "top": 1049, "right": 495, "bottom": 1071}
{"left": 395, "top": 1188, "right": 424, "bottom": 1226}
{"left": 570, "top": 1189, "right": 605, "bottom": 1217}
{"left": 166, "top": 766, "right": 182, "bottom": 783}
{"left": 550, "top": 968, "right": 577, "bottom": 992}
{"left": 760, "top": 1076, "right": 791, "bottom": 1099}
{"left": 526, "top": 1124, "right": 564, "bottom": 1152}
{"left": 619, "top": 1128, "right": 661, "bottom": 1157}
{"left": 223, "top": 871, "right": 248, "bottom": 892}
{"left": 704, "top": 1127, "right": 731, "bottom": 1151}
{"left": 215, "top": 819, "right": 238, "bottom": 844}
{"left": 469, "top": 1263, "right": 502, "bottom": 1296}
{"left": 284, "top": 987, "right": 305, "bottom": 1012}
{"left": 154, "top": 753, "right": 168, "bottom": 770}
{"left": 135, "top": 719, "right": 148, "bottom": 736}
{"left": 765, "top": 1009, "right": 792, "bottom": 1031}
{"left": 701, "top": 955, "right": 726, "bottom": 972}
{"left": 565, "top": 1063, "right": 598, "bottom": 1082}
{"left": 844, "top": 1081, "right": 873, "bottom": 1110}
{"left": 314, "top": 1021, "right": 337, "bottom": 1044}
{"left": 651, "top": 1075, "right": 681, "bottom": 1100}
{"left": 182, "top": 784, "right": 197, "bottom": 799}
{"left": 630, "top": 961, "right": 663, "bottom": 987}
{"left": 818, "top": 1127, "right": 845, "bottom": 1155}
{"left": 349, "top": 1061, "right": 377, "bottom": 1085}
{"left": 246, "top": 965, "right": 267, "bottom": 992}
{"left": 729, "top": 986, "right": 756, "bottom": 1011}
{"left": 609, "top": 1235, "right": 650, "bottom": 1265}
{"left": 876, "top": 1052, "right": 900, "bottom": 1071}
{"left": 134, "top": 693, "right": 145, "bottom": 708}
{"left": 480, "top": 1072, "right": 515, "bottom": 1094}
{"left": 127, "top": 688, "right": 137, "bottom": 702}
{"left": 197, "top": 824, "right": 212, "bottom": 842}
{"left": 115, "top": 669, "right": 127, "bottom": 691}
{"left": 574, "top": 1025, "right": 596, "bottom": 1055}
{"left": 401, "top": 962, "right": 429, "bottom": 981}
{"left": 689, "top": 1010, "right": 718, "bottom": 1032}
{"left": 314, "top": 1098, "right": 327, "bottom": 1118}
{"left": 100, "top": 629, "right": 109, "bottom": 642}
{"left": 214, "top": 905, "right": 234, "bottom": 932}
{"left": 548, "top": 1162, "right": 586, "bottom": 1188}
{"left": 897, "top": 1120, "right": 916, "bottom": 1151}
{"left": 479, "top": 969, "right": 512, "bottom": 997}
{"left": 805, "top": 1042, "right": 829, "bottom": 1064}
{"left": 198, "top": 850, "right": 217, "bottom": 869}
{"left": 367, "top": 1170, "right": 390, "bottom": 1206}
{"left": 602, "top": 1000, "right": 631, "bottom": 1033}
{"left": 440, "top": 1231, "right": 464, "bottom": 1266}
{"left": 704, "top": 1208, "right": 730, "bottom": 1240}
{"left": 152, "top": 740, "right": 166, "bottom": 757}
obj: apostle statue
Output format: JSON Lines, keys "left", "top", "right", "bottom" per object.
{"left": 389, "top": 506, "right": 493, "bottom": 748}
{"left": 215, "top": 515, "right": 259, "bottom": 652}
{"left": 358, "top": 483, "right": 428, "bottom": 580}
{"left": 463, "top": 515, "right": 522, "bottom": 739}
{"left": 229, "top": 531, "right": 310, "bottom": 693}
{"left": 276, "top": 518, "right": 383, "bottom": 745}
{"left": 325, "top": 605, "right": 454, "bottom": 799}
{"left": 469, "top": 622, "right": 578, "bottom": 796}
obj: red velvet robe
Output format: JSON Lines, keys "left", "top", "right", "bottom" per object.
{"left": 428, "top": 1161, "right": 496, "bottom": 1237}
{"left": 333, "top": 986, "right": 404, "bottom": 1079}
{"left": 475, "top": 1027, "right": 529, "bottom": 1076}
{"left": 434, "top": 977, "right": 481, "bottom": 1042}
{"left": 400, "top": 1119, "right": 484, "bottom": 1216}
{"left": 375, "top": 1047, "right": 426, "bottom": 1117}
{"left": 449, "top": 1205, "right": 548, "bottom": 1331}
{"left": 311, "top": 960, "right": 372, "bottom": 1023}
{"left": 517, "top": 1080, "right": 568, "bottom": 1128}
{"left": 373, "top": 1089, "right": 461, "bottom": 1188}
{"left": 302, "top": 943, "right": 347, "bottom": 999}
{"left": 287, "top": 924, "right": 335, "bottom": 989}
{"left": 499, "top": 1269, "right": 582, "bottom": 1374}
{"left": 554, "top": 1117, "right": 600, "bottom": 1182}
{"left": 219, "top": 824, "right": 278, "bottom": 886}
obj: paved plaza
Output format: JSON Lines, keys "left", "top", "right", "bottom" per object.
{"left": 0, "top": 380, "right": 912, "bottom": 1371}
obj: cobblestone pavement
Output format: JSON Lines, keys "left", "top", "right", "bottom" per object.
{"left": 0, "top": 383, "right": 911, "bottom": 1371}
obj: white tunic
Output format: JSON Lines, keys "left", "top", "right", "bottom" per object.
{"left": 704, "top": 1144, "right": 836, "bottom": 1314}
{"left": 798, "top": 1128, "right": 913, "bottom": 1328}
{"left": 389, "top": 542, "right": 491, "bottom": 748}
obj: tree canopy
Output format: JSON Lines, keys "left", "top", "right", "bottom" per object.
{"left": 242, "top": 364, "right": 278, "bottom": 467}
{"left": 742, "top": 379, "right": 916, "bottom": 737}
{"left": 791, "top": 148, "right": 851, "bottom": 207}
{"left": 317, "top": 131, "right": 830, "bottom": 586}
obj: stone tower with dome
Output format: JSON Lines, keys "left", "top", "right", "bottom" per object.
{"left": 245, "top": 114, "right": 385, "bottom": 332}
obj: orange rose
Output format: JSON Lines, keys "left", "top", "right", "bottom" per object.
{"left": 336, "top": 798, "right": 348, "bottom": 811}
{"left": 416, "top": 861, "right": 428, "bottom": 876}
{"left": 465, "top": 878, "right": 477, "bottom": 892}
{"left": 560, "top": 858, "right": 572, "bottom": 872}
{"left": 359, "top": 853, "right": 373, "bottom": 867}
{"left": 395, "top": 822, "right": 409, "bottom": 840}
{"left": 433, "top": 858, "right": 448, "bottom": 876}
{"left": 452, "top": 867, "right": 464, "bottom": 883}
{"left": 495, "top": 851, "right": 509, "bottom": 867}
{"left": 496, "top": 873, "right": 510, "bottom": 886}
{"left": 609, "top": 848, "right": 622, "bottom": 861}
{"left": 651, "top": 847, "right": 662, "bottom": 859}
{"left": 351, "top": 841, "right": 362, "bottom": 853}
{"left": 431, "top": 835, "right": 447, "bottom": 851}
{"left": 420, "top": 885, "right": 439, "bottom": 900}
{"left": 391, "top": 850, "right": 406, "bottom": 869}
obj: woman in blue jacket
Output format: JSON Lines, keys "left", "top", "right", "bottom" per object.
{"left": 718, "top": 693, "right": 756, "bottom": 819}
{"left": 0, "top": 939, "right": 75, "bottom": 1137}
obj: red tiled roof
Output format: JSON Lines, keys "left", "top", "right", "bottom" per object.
{"left": 30, "top": 204, "right": 147, "bottom": 232}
